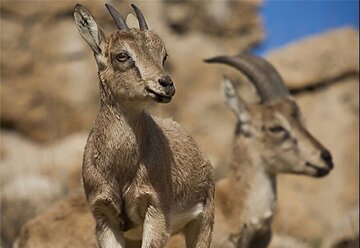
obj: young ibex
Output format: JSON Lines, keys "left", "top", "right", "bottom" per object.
{"left": 205, "top": 54, "right": 334, "bottom": 248}
{"left": 74, "top": 4, "right": 214, "bottom": 248}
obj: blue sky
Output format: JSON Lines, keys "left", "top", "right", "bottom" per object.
{"left": 253, "top": 0, "right": 359, "bottom": 55}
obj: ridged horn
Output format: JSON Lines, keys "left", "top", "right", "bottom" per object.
{"left": 131, "top": 4, "right": 149, "bottom": 30}
{"left": 242, "top": 54, "right": 289, "bottom": 95}
{"left": 204, "top": 54, "right": 289, "bottom": 103}
{"left": 105, "top": 3, "right": 129, "bottom": 31}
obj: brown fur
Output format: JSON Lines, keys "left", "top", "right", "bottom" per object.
{"left": 73, "top": 4, "right": 214, "bottom": 248}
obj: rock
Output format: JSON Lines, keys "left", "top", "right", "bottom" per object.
{"left": 1, "top": 0, "right": 262, "bottom": 142}
{"left": 269, "top": 234, "right": 309, "bottom": 248}
{"left": 0, "top": 131, "right": 87, "bottom": 247}
{"left": 15, "top": 191, "right": 96, "bottom": 248}
{"left": 266, "top": 28, "right": 359, "bottom": 89}
{"left": 1, "top": 175, "right": 65, "bottom": 247}
{"left": 163, "top": 0, "right": 264, "bottom": 51}
{"left": 0, "top": 17, "right": 24, "bottom": 51}
{"left": 1, "top": 130, "right": 86, "bottom": 187}
{"left": 322, "top": 205, "right": 359, "bottom": 248}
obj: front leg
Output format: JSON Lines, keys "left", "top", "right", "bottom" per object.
{"left": 96, "top": 218, "right": 126, "bottom": 248}
{"left": 141, "top": 205, "right": 170, "bottom": 248}
{"left": 92, "top": 198, "right": 126, "bottom": 248}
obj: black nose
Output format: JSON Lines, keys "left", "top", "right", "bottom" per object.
{"left": 321, "top": 150, "right": 333, "bottom": 169}
{"left": 158, "top": 76, "right": 173, "bottom": 88}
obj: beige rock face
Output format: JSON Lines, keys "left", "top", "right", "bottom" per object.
{"left": 1, "top": 130, "right": 86, "bottom": 187}
{"left": 0, "top": 131, "right": 86, "bottom": 247}
{"left": 269, "top": 234, "right": 309, "bottom": 248}
{"left": 1, "top": 0, "right": 263, "bottom": 143}
{"left": 266, "top": 28, "right": 359, "bottom": 89}
{"left": 2, "top": 175, "right": 65, "bottom": 247}
{"left": 163, "top": 0, "right": 263, "bottom": 51}
{"left": 322, "top": 205, "right": 359, "bottom": 248}
{"left": 15, "top": 191, "right": 96, "bottom": 248}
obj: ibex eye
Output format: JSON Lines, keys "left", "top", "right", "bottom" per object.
{"left": 116, "top": 53, "right": 130, "bottom": 62}
{"left": 163, "top": 53, "right": 168, "bottom": 65}
{"left": 269, "top": 125, "right": 286, "bottom": 133}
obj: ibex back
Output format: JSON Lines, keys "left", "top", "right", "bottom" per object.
{"left": 74, "top": 4, "right": 214, "bottom": 248}
{"left": 205, "top": 54, "right": 333, "bottom": 247}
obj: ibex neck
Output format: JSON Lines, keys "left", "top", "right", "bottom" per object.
{"left": 98, "top": 78, "right": 146, "bottom": 122}
{"left": 97, "top": 78, "right": 148, "bottom": 142}
{"left": 230, "top": 139, "right": 275, "bottom": 180}
{"left": 229, "top": 139, "right": 277, "bottom": 225}
{"left": 98, "top": 76, "right": 115, "bottom": 108}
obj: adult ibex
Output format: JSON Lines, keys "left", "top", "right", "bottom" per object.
{"left": 74, "top": 4, "right": 214, "bottom": 247}
{"left": 205, "top": 54, "right": 334, "bottom": 248}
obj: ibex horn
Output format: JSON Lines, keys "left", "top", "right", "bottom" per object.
{"left": 105, "top": 3, "right": 129, "bottom": 31}
{"left": 204, "top": 54, "right": 289, "bottom": 103}
{"left": 131, "top": 4, "right": 149, "bottom": 30}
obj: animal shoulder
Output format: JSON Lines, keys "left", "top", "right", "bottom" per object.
{"left": 152, "top": 115, "right": 207, "bottom": 159}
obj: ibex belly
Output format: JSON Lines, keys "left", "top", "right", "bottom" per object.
{"left": 124, "top": 203, "right": 204, "bottom": 240}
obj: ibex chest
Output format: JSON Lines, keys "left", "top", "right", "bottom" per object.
{"left": 243, "top": 170, "right": 276, "bottom": 227}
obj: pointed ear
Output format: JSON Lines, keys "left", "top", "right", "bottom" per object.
{"left": 222, "top": 76, "right": 250, "bottom": 123}
{"left": 74, "top": 4, "right": 107, "bottom": 67}
{"left": 126, "top": 13, "right": 139, "bottom": 29}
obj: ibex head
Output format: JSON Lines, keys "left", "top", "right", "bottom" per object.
{"left": 205, "top": 54, "right": 333, "bottom": 177}
{"left": 74, "top": 4, "right": 174, "bottom": 104}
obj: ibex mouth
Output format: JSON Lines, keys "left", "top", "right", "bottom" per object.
{"left": 305, "top": 162, "right": 331, "bottom": 177}
{"left": 146, "top": 88, "right": 172, "bottom": 103}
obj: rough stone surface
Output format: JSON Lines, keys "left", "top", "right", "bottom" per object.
{"left": 269, "top": 234, "right": 309, "bottom": 248}
{"left": 163, "top": 0, "right": 263, "bottom": 51}
{"left": 266, "top": 28, "right": 359, "bottom": 89}
{"left": 322, "top": 205, "right": 359, "bottom": 248}
{"left": 1, "top": 131, "right": 86, "bottom": 247}
{"left": 1, "top": 130, "right": 86, "bottom": 187}
{"left": 1, "top": 175, "right": 65, "bottom": 247}
{"left": 14, "top": 191, "right": 96, "bottom": 248}
{"left": 1, "top": 0, "right": 263, "bottom": 143}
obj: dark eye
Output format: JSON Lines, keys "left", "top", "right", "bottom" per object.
{"left": 116, "top": 53, "right": 130, "bottom": 62}
{"left": 269, "top": 125, "right": 286, "bottom": 133}
{"left": 163, "top": 53, "right": 168, "bottom": 65}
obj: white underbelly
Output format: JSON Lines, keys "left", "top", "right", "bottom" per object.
{"left": 124, "top": 203, "right": 204, "bottom": 240}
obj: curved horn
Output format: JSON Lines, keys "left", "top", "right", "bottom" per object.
{"left": 242, "top": 54, "right": 289, "bottom": 95}
{"left": 204, "top": 54, "right": 289, "bottom": 103}
{"left": 105, "top": 3, "right": 129, "bottom": 31}
{"left": 131, "top": 4, "right": 149, "bottom": 30}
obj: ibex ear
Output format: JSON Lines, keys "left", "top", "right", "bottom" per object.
{"left": 222, "top": 76, "right": 251, "bottom": 124}
{"left": 126, "top": 13, "right": 139, "bottom": 29}
{"left": 74, "top": 4, "right": 107, "bottom": 67}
